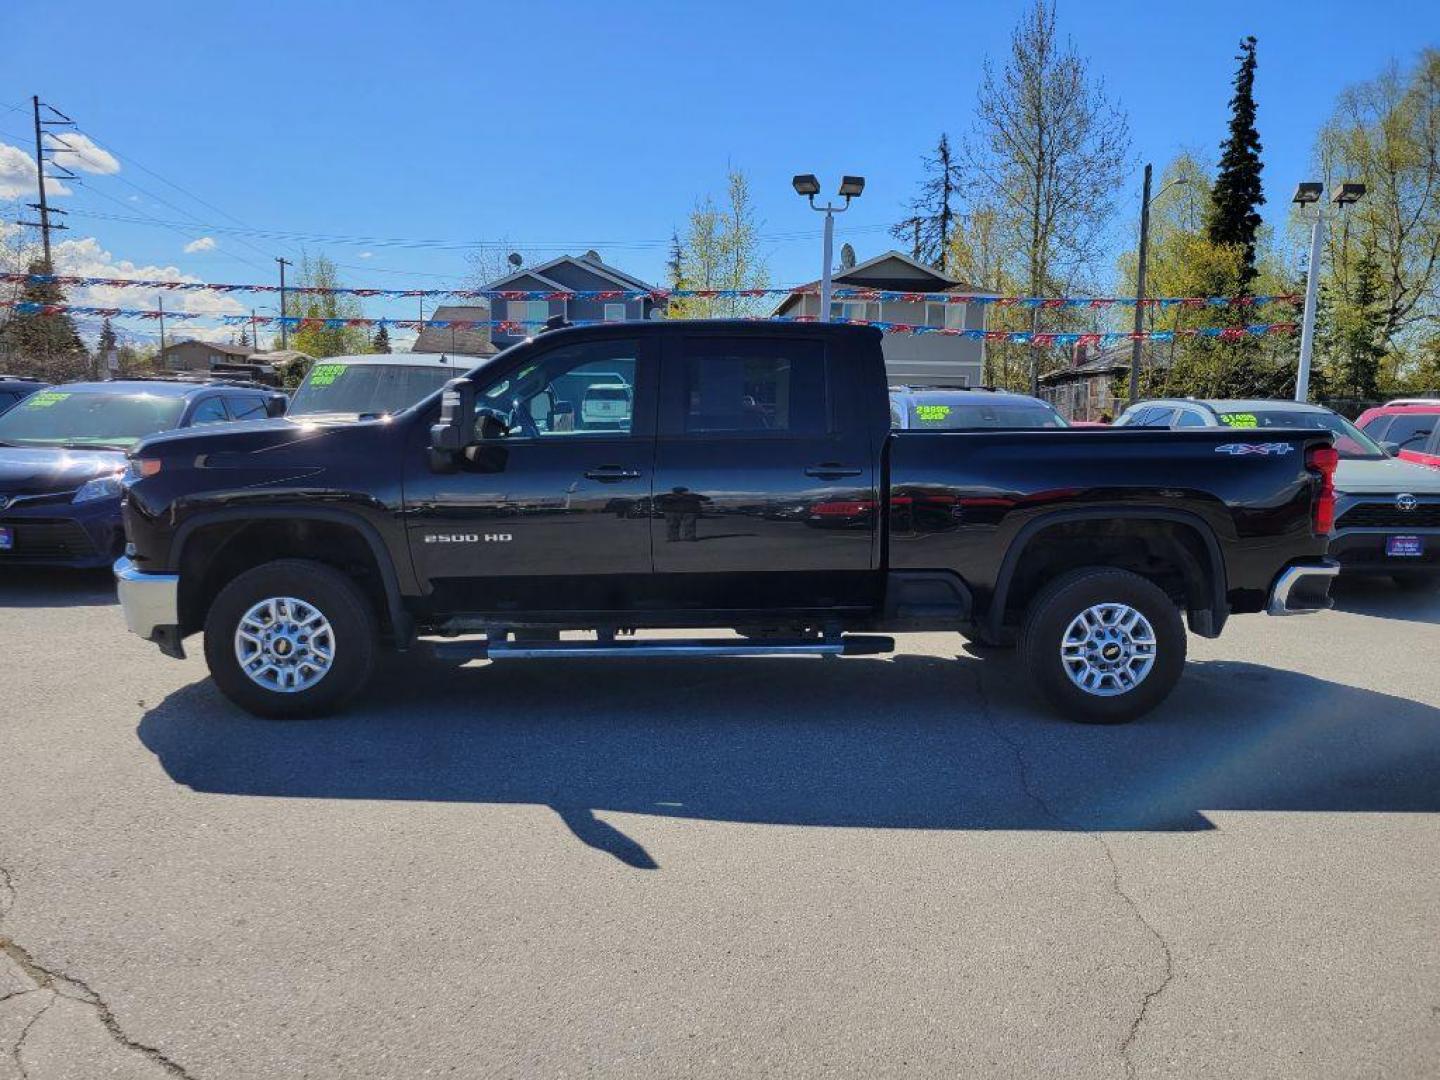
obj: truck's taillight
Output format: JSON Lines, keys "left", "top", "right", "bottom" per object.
{"left": 1307, "top": 445, "right": 1339, "bottom": 535}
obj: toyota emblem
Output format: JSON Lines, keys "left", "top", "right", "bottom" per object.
{"left": 1396, "top": 492, "right": 1418, "bottom": 512}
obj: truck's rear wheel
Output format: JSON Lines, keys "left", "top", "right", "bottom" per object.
{"left": 1019, "top": 568, "right": 1185, "bottom": 724}
{"left": 203, "top": 559, "right": 376, "bottom": 718}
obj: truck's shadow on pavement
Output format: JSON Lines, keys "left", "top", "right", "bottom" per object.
{"left": 1330, "top": 576, "right": 1440, "bottom": 625}
{"left": 0, "top": 568, "right": 116, "bottom": 607}
{"left": 137, "top": 650, "right": 1440, "bottom": 868}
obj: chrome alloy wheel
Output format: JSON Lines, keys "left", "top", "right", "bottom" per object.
{"left": 233, "top": 596, "right": 336, "bottom": 693}
{"left": 1059, "top": 602, "right": 1157, "bottom": 697}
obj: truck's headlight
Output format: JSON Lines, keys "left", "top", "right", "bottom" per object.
{"left": 72, "top": 473, "right": 126, "bottom": 503}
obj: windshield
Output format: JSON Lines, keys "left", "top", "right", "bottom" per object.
{"left": 289, "top": 363, "right": 455, "bottom": 417}
{"left": 0, "top": 389, "right": 186, "bottom": 450}
{"left": 903, "top": 399, "right": 1068, "bottom": 429}
{"left": 1217, "top": 408, "right": 1385, "bottom": 460}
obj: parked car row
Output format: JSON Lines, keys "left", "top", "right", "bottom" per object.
{"left": 0, "top": 353, "right": 464, "bottom": 568}
{"left": 1110, "top": 396, "right": 1440, "bottom": 589}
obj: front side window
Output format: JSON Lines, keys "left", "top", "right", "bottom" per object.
{"left": 680, "top": 338, "right": 827, "bottom": 435}
{"left": 226, "top": 395, "right": 268, "bottom": 420}
{"left": 1379, "top": 414, "right": 1437, "bottom": 452}
{"left": 0, "top": 390, "right": 186, "bottom": 450}
{"left": 1174, "top": 410, "right": 1207, "bottom": 428}
{"left": 478, "top": 339, "right": 639, "bottom": 437}
{"left": 190, "top": 397, "right": 229, "bottom": 424}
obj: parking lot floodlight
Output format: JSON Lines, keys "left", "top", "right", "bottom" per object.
{"left": 792, "top": 174, "right": 821, "bottom": 198}
{"left": 1293, "top": 182, "right": 1323, "bottom": 205}
{"left": 838, "top": 175, "right": 866, "bottom": 199}
{"left": 1333, "top": 182, "right": 1366, "bottom": 205}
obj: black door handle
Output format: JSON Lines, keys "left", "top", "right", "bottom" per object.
{"left": 804, "top": 464, "right": 863, "bottom": 479}
{"left": 584, "top": 466, "right": 643, "bottom": 482}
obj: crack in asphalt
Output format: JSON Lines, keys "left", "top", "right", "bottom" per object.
{"left": 971, "top": 664, "right": 1175, "bottom": 1080}
{"left": 0, "top": 864, "right": 199, "bottom": 1080}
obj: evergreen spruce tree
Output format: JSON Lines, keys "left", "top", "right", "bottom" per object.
{"left": 0, "top": 259, "right": 89, "bottom": 380}
{"left": 1208, "top": 36, "right": 1266, "bottom": 292}
{"left": 371, "top": 323, "right": 391, "bottom": 353}
{"left": 891, "top": 133, "right": 961, "bottom": 271}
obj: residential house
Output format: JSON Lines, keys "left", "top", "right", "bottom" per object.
{"left": 480, "top": 252, "right": 666, "bottom": 351}
{"left": 160, "top": 339, "right": 253, "bottom": 373}
{"left": 413, "top": 305, "right": 499, "bottom": 357}
{"left": 1038, "top": 342, "right": 1132, "bottom": 422}
{"left": 771, "top": 251, "right": 993, "bottom": 388}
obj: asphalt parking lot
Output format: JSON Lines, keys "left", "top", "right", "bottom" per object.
{"left": 1, "top": 571, "right": 1437, "bottom": 1079}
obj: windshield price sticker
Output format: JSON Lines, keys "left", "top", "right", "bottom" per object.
{"left": 1219, "top": 413, "right": 1258, "bottom": 428}
{"left": 915, "top": 404, "right": 952, "bottom": 423}
{"left": 308, "top": 364, "right": 348, "bottom": 387}
{"left": 22, "top": 391, "right": 70, "bottom": 409}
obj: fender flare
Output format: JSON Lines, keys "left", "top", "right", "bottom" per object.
{"left": 170, "top": 507, "right": 412, "bottom": 644}
{"left": 984, "top": 506, "right": 1228, "bottom": 640}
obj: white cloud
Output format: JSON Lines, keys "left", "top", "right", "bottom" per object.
{"left": 44, "top": 132, "right": 120, "bottom": 175}
{"left": 358, "top": 251, "right": 374, "bottom": 259}
{"left": 183, "top": 236, "right": 217, "bottom": 253}
{"left": 0, "top": 142, "right": 71, "bottom": 198}
{"left": 52, "top": 234, "right": 246, "bottom": 343}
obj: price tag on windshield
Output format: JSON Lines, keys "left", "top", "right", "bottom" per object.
{"left": 914, "top": 404, "right": 952, "bottom": 423}
{"left": 22, "top": 391, "right": 70, "bottom": 409}
{"left": 308, "top": 364, "right": 347, "bottom": 387}
{"left": 1219, "top": 413, "right": 1258, "bottom": 428}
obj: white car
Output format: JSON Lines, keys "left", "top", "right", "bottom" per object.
{"left": 288, "top": 353, "right": 466, "bottom": 420}
{"left": 1115, "top": 398, "right": 1440, "bottom": 590}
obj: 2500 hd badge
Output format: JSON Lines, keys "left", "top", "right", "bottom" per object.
{"left": 424, "top": 533, "right": 512, "bottom": 543}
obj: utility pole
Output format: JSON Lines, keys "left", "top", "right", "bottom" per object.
{"left": 251, "top": 309, "right": 263, "bottom": 354}
{"left": 22, "top": 97, "right": 76, "bottom": 271}
{"left": 157, "top": 296, "right": 167, "bottom": 364}
{"left": 276, "top": 257, "right": 293, "bottom": 349}
{"left": 1128, "top": 163, "right": 1153, "bottom": 406}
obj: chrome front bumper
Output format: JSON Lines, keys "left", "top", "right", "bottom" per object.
{"left": 114, "top": 556, "right": 181, "bottom": 646}
{"left": 1266, "top": 560, "right": 1340, "bottom": 616}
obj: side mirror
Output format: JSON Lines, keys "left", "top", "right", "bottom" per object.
{"left": 429, "top": 378, "right": 477, "bottom": 471}
{"left": 1382, "top": 440, "right": 1402, "bottom": 456}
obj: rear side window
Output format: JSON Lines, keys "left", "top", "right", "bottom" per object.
{"left": 1381, "top": 414, "right": 1437, "bottom": 452}
{"left": 680, "top": 338, "right": 827, "bottom": 435}
{"left": 1174, "top": 410, "right": 1206, "bottom": 428}
{"left": 226, "top": 395, "right": 268, "bottom": 420}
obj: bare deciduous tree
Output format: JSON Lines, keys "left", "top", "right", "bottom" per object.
{"left": 962, "top": 0, "right": 1132, "bottom": 390}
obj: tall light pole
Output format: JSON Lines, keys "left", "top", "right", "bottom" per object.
{"left": 1294, "top": 181, "right": 1365, "bottom": 402}
{"left": 1128, "top": 164, "right": 1188, "bottom": 404}
{"left": 792, "top": 174, "right": 865, "bottom": 321}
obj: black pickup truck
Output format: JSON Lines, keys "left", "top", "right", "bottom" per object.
{"left": 115, "top": 322, "right": 1340, "bottom": 723}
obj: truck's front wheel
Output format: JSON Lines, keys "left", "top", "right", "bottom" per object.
{"left": 203, "top": 559, "right": 376, "bottom": 718}
{"left": 1019, "top": 568, "right": 1186, "bottom": 724}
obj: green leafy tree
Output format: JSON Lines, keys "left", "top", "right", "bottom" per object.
{"left": 671, "top": 170, "right": 769, "bottom": 319}
{"left": 1321, "top": 250, "right": 1386, "bottom": 400}
{"left": 1208, "top": 37, "right": 1266, "bottom": 292}
{"left": 288, "top": 254, "right": 371, "bottom": 358}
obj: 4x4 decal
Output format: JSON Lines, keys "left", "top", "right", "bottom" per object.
{"left": 1214, "top": 442, "right": 1295, "bottom": 456}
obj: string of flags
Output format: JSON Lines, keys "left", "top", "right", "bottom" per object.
{"left": 0, "top": 271, "right": 1303, "bottom": 310}
{"left": 0, "top": 299, "right": 1299, "bottom": 347}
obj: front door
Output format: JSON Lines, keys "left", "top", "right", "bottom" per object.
{"left": 650, "top": 332, "right": 878, "bottom": 611}
{"left": 403, "top": 334, "right": 657, "bottom": 614}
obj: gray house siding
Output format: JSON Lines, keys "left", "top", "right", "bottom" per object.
{"left": 488, "top": 258, "right": 662, "bottom": 350}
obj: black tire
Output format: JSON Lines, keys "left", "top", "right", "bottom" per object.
{"left": 1019, "top": 568, "right": 1186, "bottom": 725}
{"left": 1392, "top": 572, "right": 1440, "bottom": 592}
{"left": 203, "top": 559, "right": 376, "bottom": 719}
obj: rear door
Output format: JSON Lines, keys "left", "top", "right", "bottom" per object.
{"left": 650, "top": 331, "right": 878, "bottom": 610}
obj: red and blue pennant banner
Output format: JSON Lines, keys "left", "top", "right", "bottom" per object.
{"left": 0, "top": 272, "right": 1302, "bottom": 309}
{"left": 0, "top": 299, "right": 1299, "bottom": 346}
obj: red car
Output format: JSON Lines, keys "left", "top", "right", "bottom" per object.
{"left": 1355, "top": 399, "right": 1440, "bottom": 468}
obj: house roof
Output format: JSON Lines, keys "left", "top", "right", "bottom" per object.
{"left": 481, "top": 253, "right": 658, "bottom": 294}
{"left": 164, "top": 339, "right": 251, "bottom": 357}
{"left": 772, "top": 250, "right": 996, "bottom": 316}
{"left": 413, "top": 305, "right": 498, "bottom": 357}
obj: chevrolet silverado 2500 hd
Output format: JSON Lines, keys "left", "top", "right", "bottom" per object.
{"left": 114, "top": 322, "right": 1339, "bottom": 722}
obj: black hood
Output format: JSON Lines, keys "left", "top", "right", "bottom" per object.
{"left": 0, "top": 446, "right": 128, "bottom": 497}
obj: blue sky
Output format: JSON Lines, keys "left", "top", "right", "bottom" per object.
{"left": 3, "top": 0, "right": 1436, "bottom": 343}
